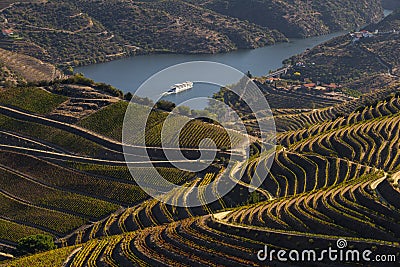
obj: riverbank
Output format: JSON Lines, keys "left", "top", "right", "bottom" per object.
{"left": 76, "top": 31, "right": 347, "bottom": 102}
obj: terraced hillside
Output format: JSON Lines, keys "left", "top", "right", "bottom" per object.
{"left": 0, "top": 48, "right": 63, "bottom": 83}
{"left": 278, "top": 93, "right": 400, "bottom": 145}
{"left": 51, "top": 202, "right": 400, "bottom": 267}
{"left": 12, "top": 173, "right": 400, "bottom": 266}
{"left": 253, "top": 83, "right": 400, "bottom": 133}
{"left": 77, "top": 100, "right": 243, "bottom": 149}
{"left": 20, "top": 86, "right": 398, "bottom": 244}
{"left": 0, "top": 82, "right": 252, "bottom": 257}
{"left": 230, "top": 81, "right": 400, "bottom": 135}
{"left": 0, "top": 72, "right": 400, "bottom": 267}
{"left": 3, "top": 82, "right": 399, "bottom": 266}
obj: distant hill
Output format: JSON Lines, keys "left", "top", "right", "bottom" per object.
{"left": 0, "top": 0, "right": 386, "bottom": 67}
{"left": 0, "top": 0, "right": 286, "bottom": 67}
{"left": 283, "top": 9, "right": 400, "bottom": 92}
{"left": 366, "top": 7, "right": 400, "bottom": 31}
{"left": 188, "top": 0, "right": 384, "bottom": 38}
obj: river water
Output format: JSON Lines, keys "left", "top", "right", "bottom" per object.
{"left": 76, "top": 10, "right": 392, "bottom": 109}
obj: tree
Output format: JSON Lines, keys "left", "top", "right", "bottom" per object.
{"left": 64, "top": 66, "right": 74, "bottom": 75}
{"left": 192, "top": 109, "right": 213, "bottom": 119}
{"left": 131, "top": 95, "right": 154, "bottom": 106}
{"left": 124, "top": 92, "right": 133, "bottom": 101}
{"left": 246, "top": 70, "right": 253, "bottom": 78}
{"left": 155, "top": 100, "right": 176, "bottom": 112}
{"left": 176, "top": 105, "right": 191, "bottom": 116}
{"left": 17, "top": 234, "right": 56, "bottom": 255}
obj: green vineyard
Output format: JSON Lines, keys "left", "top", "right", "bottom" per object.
{"left": 2, "top": 0, "right": 400, "bottom": 265}
{"left": 2, "top": 79, "right": 400, "bottom": 266}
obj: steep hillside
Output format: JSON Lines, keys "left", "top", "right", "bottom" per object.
{"left": 5, "top": 86, "right": 400, "bottom": 266}
{"left": 0, "top": 0, "right": 285, "bottom": 66}
{"left": 0, "top": 82, "right": 248, "bottom": 256}
{"left": 366, "top": 8, "right": 400, "bottom": 31}
{"left": 190, "top": 0, "right": 384, "bottom": 38}
{"left": 0, "top": 48, "right": 63, "bottom": 83}
{"left": 284, "top": 9, "right": 400, "bottom": 92}
{"left": 0, "top": 0, "right": 386, "bottom": 67}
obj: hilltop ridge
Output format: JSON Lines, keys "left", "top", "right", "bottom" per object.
{"left": 0, "top": 0, "right": 386, "bottom": 68}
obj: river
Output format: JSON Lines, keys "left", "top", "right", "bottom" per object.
{"left": 76, "top": 10, "right": 393, "bottom": 109}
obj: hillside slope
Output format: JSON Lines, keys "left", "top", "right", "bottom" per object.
{"left": 284, "top": 9, "right": 400, "bottom": 92}
{"left": 0, "top": 0, "right": 386, "bottom": 66}
{"left": 5, "top": 86, "right": 400, "bottom": 266}
{"left": 0, "top": 0, "right": 286, "bottom": 66}
{"left": 190, "top": 0, "right": 384, "bottom": 38}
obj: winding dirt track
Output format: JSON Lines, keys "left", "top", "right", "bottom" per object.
{"left": 0, "top": 105, "right": 239, "bottom": 158}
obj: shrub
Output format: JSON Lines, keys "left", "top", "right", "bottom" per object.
{"left": 124, "top": 92, "right": 133, "bottom": 101}
{"left": 155, "top": 100, "right": 176, "bottom": 112}
{"left": 17, "top": 234, "right": 56, "bottom": 255}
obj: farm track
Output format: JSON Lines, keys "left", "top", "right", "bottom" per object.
{"left": 0, "top": 105, "right": 240, "bottom": 159}
{"left": 3, "top": 80, "right": 400, "bottom": 265}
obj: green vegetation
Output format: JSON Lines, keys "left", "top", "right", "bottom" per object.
{"left": 0, "top": 87, "right": 67, "bottom": 114}
{"left": 26, "top": 169, "right": 400, "bottom": 267}
{"left": 285, "top": 11, "right": 400, "bottom": 90}
{"left": 78, "top": 100, "right": 243, "bottom": 148}
{"left": 0, "top": 168, "right": 118, "bottom": 219}
{"left": 1, "top": 0, "right": 285, "bottom": 67}
{"left": 77, "top": 101, "right": 130, "bottom": 141}
{"left": 271, "top": 85, "right": 400, "bottom": 132}
{"left": 0, "top": 192, "right": 86, "bottom": 234}
{"left": 16, "top": 234, "right": 56, "bottom": 255}
{"left": 0, "top": 0, "right": 384, "bottom": 68}
{"left": 2, "top": 246, "right": 78, "bottom": 267}
{"left": 278, "top": 94, "right": 400, "bottom": 146}
{"left": 0, "top": 151, "right": 148, "bottom": 206}
{"left": 155, "top": 100, "right": 176, "bottom": 112}
{"left": 290, "top": 113, "right": 400, "bottom": 171}
{"left": 69, "top": 163, "right": 196, "bottom": 185}
{"left": 340, "top": 87, "right": 363, "bottom": 98}
{"left": 0, "top": 114, "right": 104, "bottom": 157}
{"left": 0, "top": 219, "right": 48, "bottom": 243}
{"left": 1, "top": 3, "right": 400, "bottom": 264}
{"left": 64, "top": 74, "right": 123, "bottom": 97}
{"left": 3, "top": 82, "right": 400, "bottom": 267}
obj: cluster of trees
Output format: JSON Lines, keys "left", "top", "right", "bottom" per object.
{"left": 16, "top": 234, "right": 56, "bottom": 255}
{"left": 154, "top": 99, "right": 214, "bottom": 119}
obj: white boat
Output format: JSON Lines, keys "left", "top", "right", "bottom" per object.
{"left": 165, "top": 81, "right": 193, "bottom": 95}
